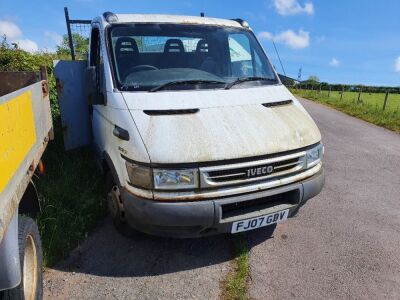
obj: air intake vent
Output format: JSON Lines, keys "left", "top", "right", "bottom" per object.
{"left": 143, "top": 109, "right": 199, "bottom": 116}
{"left": 221, "top": 190, "right": 300, "bottom": 219}
{"left": 262, "top": 100, "right": 293, "bottom": 107}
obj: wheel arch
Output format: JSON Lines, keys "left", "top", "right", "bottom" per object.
{"left": 0, "top": 213, "right": 21, "bottom": 291}
{"left": 18, "top": 181, "right": 40, "bottom": 218}
{"left": 102, "top": 151, "right": 121, "bottom": 186}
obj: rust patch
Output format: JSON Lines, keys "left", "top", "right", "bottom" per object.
{"left": 42, "top": 80, "right": 49, "bottom": 98}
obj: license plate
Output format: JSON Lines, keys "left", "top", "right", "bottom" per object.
{"left": 231, "top": 209, "right": 289, "bottom": 233}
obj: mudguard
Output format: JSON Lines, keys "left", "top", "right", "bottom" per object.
{"left": 0, "top": 213, "right": 21, "bottom": 291}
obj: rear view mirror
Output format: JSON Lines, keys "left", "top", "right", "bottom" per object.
{"left": 85, "top": 66, "right": 106, "bottom": 105}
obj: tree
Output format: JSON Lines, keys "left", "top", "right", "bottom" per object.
{"left": 56, "top": 33, "right": 89, "bottom": 59}
{"left": 307, "top": 75, "right": 320, "bottom": 83}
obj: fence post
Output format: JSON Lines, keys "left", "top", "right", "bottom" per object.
{"left": 64, "top": 7, "right": 76, "bottom": 60}
{"left": 357, "top": 87, "right": 362, "bottom": 103}
{"left": 319, "top": 84, "right": 321, "bottom": 93}
{"left": 340, "top": 86, "right": 344, "bottom": 100}
{"left": 328, "top": 85, "right": 331, "bottom": 97}
{"left": 383, "top": 90, "right": 389, "bottom": 110}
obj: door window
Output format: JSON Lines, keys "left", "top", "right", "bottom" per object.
{"left": 90, "top": 28, "right": 104, "bottom": 93}
{"left": 228, "top": 33, "right": 272, "bottom": 78}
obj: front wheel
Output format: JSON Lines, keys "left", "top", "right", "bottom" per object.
{"left": 106, "top": 172, "right": 136, "bottom": 237}
{"left": 1, "top": 216, "right": 43, "bottom": 300}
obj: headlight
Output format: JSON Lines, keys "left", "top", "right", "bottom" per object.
{"left": 306, "top": 144, "right": 324, "bottom": 168}
{"left": 153, "top": 169, "right": 199, "bottom": 190}
{"left": 125, "top": 162, "right": 153, "bottom": 189}
{"left": 125, "top": 161, "right": 199, "bottom": 190}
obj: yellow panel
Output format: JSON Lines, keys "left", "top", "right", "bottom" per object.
{"left": 0, "top": 91, "right": 36, "bottom": 193}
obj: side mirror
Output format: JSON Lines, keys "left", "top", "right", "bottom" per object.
{"left": 85, "top": 66, "right": 106, "bottom": 105}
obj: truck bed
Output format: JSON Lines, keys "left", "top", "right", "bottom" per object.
{"left": 0, "top": 74, "right": 52, "bottom": 243}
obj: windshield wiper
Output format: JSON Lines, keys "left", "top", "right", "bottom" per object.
{"left": 149, "top": 79, "right": 226, "bottom": 92}
{"left": 225, "top": 77, "right": 276, "bottom": 89}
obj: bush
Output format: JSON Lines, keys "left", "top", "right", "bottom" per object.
{"left": 1, "top": 38, "right": 106, "bottom": 266}
{"left": 0, "top": 38, "right": 63, "bottom": 118}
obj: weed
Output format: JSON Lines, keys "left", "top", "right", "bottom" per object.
{"left": 221, "top": 234, "right": 250, "bottom": 300}
{"left": 35, "top": 122, "right": 106, "bottom": 266}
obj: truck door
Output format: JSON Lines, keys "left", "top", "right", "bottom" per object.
{"left": 54, "top": 59, "right": 91, "bottom": 150}
{"left": 88, "top": 26, "right": 109, "bottom": 157}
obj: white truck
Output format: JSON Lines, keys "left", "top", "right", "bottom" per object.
{"left": 0, "top": 70, "right": 52, "bottom": 299}
{"left": 55, "top": 12, "right": 324, "bottom": 238}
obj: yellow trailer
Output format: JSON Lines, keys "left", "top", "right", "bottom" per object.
{"left": 0, "top": 70, "right": 52, "bottom": 299}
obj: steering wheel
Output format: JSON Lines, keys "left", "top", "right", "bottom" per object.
{"left": 126, "top": 65, "right": 159, "bottom": 73}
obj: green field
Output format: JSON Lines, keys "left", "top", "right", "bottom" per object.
{"left": 292, "top": 88, "right": 400, "bottom": 132}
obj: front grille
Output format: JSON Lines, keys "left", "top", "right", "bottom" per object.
{"left": 200, "top": 151, "right": 306, "bottom": 188}
{"left": 221, "top": 189, "right": 300, "bottom": 219}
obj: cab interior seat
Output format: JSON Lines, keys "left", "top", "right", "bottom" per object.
{"left": 158, "top": 39, "right": 188, "bottom": 69}
{"left": 115, "top": 37, "right": 140, "bottom": 79}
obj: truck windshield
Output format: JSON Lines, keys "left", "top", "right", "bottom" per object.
{"left": 108, "top": 23, "right": 278, "bottom": 91}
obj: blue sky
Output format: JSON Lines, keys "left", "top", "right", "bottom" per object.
{"left": 0, "top": 0, "right": 399, "bottom": 86}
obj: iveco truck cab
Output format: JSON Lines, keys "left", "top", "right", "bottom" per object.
{"left": 55, "top": 12, "right": 324, "bottom": 238}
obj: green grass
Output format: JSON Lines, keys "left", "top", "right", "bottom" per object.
{"left": 222, "top": 234, "right": 250, "bottom": 300}
{"left": 35, "top": 122, "right": 106, "bottom": 266}
{"left": 0, "top": 41, "right": 107, "bottom": 267}
{"left": 292, "top": 88, "right": 400, "bottom": 132}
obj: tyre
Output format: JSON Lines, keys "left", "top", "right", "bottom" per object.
{"left": 106, "top": 172, "right": 136, "bottom": 237}
{"left": 1, "top": 216, "right": 43, "bottom": 300}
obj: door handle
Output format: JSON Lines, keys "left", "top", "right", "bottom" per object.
{"left": 113, "top": 125, "right": 129, "bottom": 141}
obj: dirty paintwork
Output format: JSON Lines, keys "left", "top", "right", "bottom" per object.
{"left": 126, "top": 86, "right": 320, "bottom": 164}
{"left": 0, "top": 91, "right": 36, "bottom": 193}
{"left": 56, "top": 13, "right": 324, "bottom": 237}
{"left": 0, "top": 81, "right": 52, "bottom": 244}
{"left": 100, "top": 14, "right": 243, "bottom": 28}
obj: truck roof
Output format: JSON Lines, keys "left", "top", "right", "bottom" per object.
{"left": 102, "top": 14, "right": 244, "bottom": 28}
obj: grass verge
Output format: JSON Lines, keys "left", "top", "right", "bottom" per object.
{"left": 35, "top": 122, "right": 106, "bottom": 266}
{"left": 221, "top": 234, "right": 250, "bottom": 300}
{"left": 292, "top": 89, "right": 400, "bottom": 133}
{"left": 0, "top": 44, "right": 106, "bottom": 267}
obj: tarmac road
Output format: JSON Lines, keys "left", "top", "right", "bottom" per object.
{"left": 44, "top": 97, "right": 400, "bottom": 299}
{"left": 43, "top": 221, "right": 234, "bottom": 300}
{"left": 248, "top": 98, "right": 400, "bottom": 299}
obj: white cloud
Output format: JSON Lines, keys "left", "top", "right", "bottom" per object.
{"left": 258, "top": 29, "right": 310, "bottom": 49}
{"left": 273, "top": 0, "right": 314, "bottom": 16}
{"left": 44, "top": 31, "right": 63, "bottom": 46}
{"left": 0, "top": 19, "right": 39, "bottom": 52}
{"left": 258, "top": 31, "right": 273, "bottom": 40}
{"left": 14, "top": 39, "right": 38, "bottom": 52}
{"left": 329, "top": 58, "right": 340, "bottom": 67}
{"left": 0, "top": 20, "right": 22, "bottom": 39}
{"left": 395, "top": 57, "right": 400, "bottom": 72}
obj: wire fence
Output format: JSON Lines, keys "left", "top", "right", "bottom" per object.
{"left": 289, "top": 83, "right": 400, "bottom": 114}
{"left": 70, "top": 23, "right": 91, "bottom": 40}
{"left": 64, "top": 7, "right": 91, "bottom": 60}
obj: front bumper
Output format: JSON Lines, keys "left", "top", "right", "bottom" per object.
{"left": 122, "top": 168, "right": 325, "bottom": 238}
